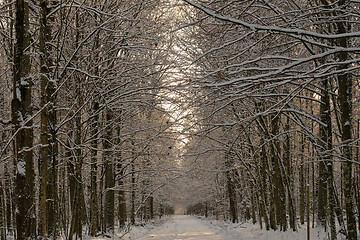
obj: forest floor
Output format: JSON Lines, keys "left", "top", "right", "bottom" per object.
{"left": 117, "top": 215, "right": 334, "bottom": 240}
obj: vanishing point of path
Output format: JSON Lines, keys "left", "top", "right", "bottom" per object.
{"left": 135, "top": 215, "right": 243, "bottom": 240}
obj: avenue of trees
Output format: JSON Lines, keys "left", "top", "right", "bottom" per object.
{"left": 1, "top": 0, "right": 360, "bottom": 240}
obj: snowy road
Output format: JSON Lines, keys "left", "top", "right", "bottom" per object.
{"left": 126, "top": 215, "right": 329, "bottom": 240}
{"left": 134, "top": 215, "right": 242, "bottom": 240}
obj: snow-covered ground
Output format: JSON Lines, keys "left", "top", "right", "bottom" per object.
{"left": 4, "top": 214, "right": 346, "bottom": 240}
{"left": 122, "top": 215, "right": 336, "bottom": 240}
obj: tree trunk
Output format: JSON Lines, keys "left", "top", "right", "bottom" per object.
{"left": 284, "top": 116, "right": 296, "bottom": 231}
{"left": 117, "top": 125, "right": 126, "bottom": 229}
{"left": 271, "top": 115, "right": 286, "bottom": 231}
{"left": 118, "top": 162, "right": 127, "bottom": 228}
{"left": 104, "top": 111, "right": 115, "bottom": 233}
{"left": 338, "top": 57, "right": 357, "bottom": 240}
{"left": 356, "top": 175, "right": 360, "bottom": 235}
{"left": 39, "top": 0, "right": 57, "bottom": 237}
{"left": 336, "top": 2, "right": 357, "bottom": 238}
{"left": 0, "top": 183, "right": 5, "bottom": 240}
{"left": 69, "top": 70, "right": 84, "bottom": 240}
{"left": 225, "top": 154, "right": 238, "bottom": 223}
{"left": 131, "top": 161, "right": 136, "bottom": 225}
{"left": 260, "top": 141, "right": 270, "bottom": 230}
{"left": 131, "top": 140, "right": 136, "bottom": 225}
{"left": 149, "top": 196, "right": 154, "bottom": 220}
{"left": 299, "top": 134, "right": 305, "bottom": 225}
{"left": 357, "top": 121, "right": 360, "bottom": 235}
{"left": 90, "top": 101, "right": 99, "bottom": 236}
{"left": 255, "top": 104, "right": 271, "bottom": 230}
{"left": 12, "top": 0, "right": 35, "bottom": 238}
{"left": 250, "top": 184, "right": 256, "bottom": 225}
{"left": 318, "top": 78, "right": 337, "bottom": 239}
{"left": 69, "top": 112, "right": 84, "bottom": 239}
{"left": 317, "top": 79, "right": 330, "bottom": 229}
{"left": 4, "top": 163, "right": 13, "bottom": 236}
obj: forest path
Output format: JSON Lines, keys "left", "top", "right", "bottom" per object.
{"left": 121, "top": 215, "right": 323, "bottom": 240}
{"left": 132, "top": 215, "right": 244, "bottom": 240}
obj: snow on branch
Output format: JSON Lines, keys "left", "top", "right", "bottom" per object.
{"left": 182, "top": 0, "right": 360, "bottom": 40}
{"left": 204, "top": 47, "right": 360, "bottom": 87}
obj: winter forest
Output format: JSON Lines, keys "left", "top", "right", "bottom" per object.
{"left": 1, "top": 0, "right": 360, "bottom": 239}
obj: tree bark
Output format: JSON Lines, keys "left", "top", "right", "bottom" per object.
{"left": 69, "top": 63, "right": 84, "bottom": 240}
{"left": 0, "top": 183, "right": 5, "bottom": 240}
{"left": 271, "top": 115, "right": 286, "bottom": 231}
{"left": 39, "top": 0, "right": 57, "bottom": 237}
{"left": 90, "top": 101, "right": 99, "bottom": 236}
{"left": 318, "top": 78, "right": 337, "bottom": 239}
{"left": 68, "top": 110, "right": 84, "bottom": 239}
{"left": 131, "top": 140, "right": 136, "bottom": 225}
{"left": 225, "top": 153, "right": 238, "bottom": 223}
{"left": 104, "top": 111, "right": 115, "bottom": 233}
{"left": 12, "top": 0, "right": 35, "bottom": 238}
{"left": 284, "top": 115, "right": 296, "bottom": 231}
{"left": 317, "top": 79, "right": 330, "bottom": 229}
{"left": 260, "top": 140, "right": 270, "bottom": 230}
{"left": 117, "top": 126, "right": 126, "bottom": 228}
{"left": 299, "top": 134, "right": 305, "bottom": 225}
{"left": 336, "top": 1, "right": 357, "bottom": 238}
